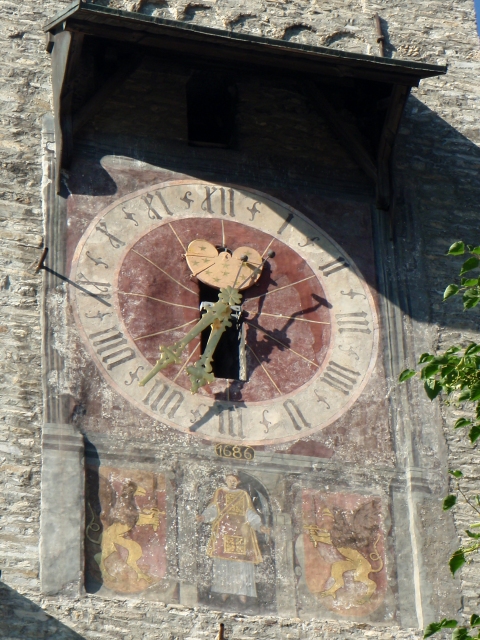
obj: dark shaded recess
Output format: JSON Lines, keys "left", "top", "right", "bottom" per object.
{"left": 186, "top": 71, "right": 237, "bottom": 148}
{"left": 83, "top": 438, "right": 103, "bottom": 594}
{"left": 198, "top": 279, "right": 242, "bottom": 380}
{"left": 48, "top": 17, "right": 480, "bottom": 332}
{"left": 46, "top": 3, "right": 445, "bottom": 207}
{"left": 0, "top": 583, "right": 84, "bottom": 639}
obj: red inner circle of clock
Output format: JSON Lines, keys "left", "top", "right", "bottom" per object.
{"left": 117, "top": 218, "right": 331, "bottom": 403}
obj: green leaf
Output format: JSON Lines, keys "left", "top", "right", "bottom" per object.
{"left": 424, "top": 620, "right": 460, "bottom": 638}
{"left": 459, "top": 389, "right": 472, "bottom": 402}
{"left": 443, "top": 621, "right": 460, "bottom": 629}
{"left": 452, "top": 627, "right": 470, "bottom": 640}
{"left": 464, "top": 295, "right": 480, "bottom": 310}
{"left": 444, "top": 284, "right": 460, "bottom": 300}
{"left": 449, "top": 469, "right": 464, "bottom": 478}
{"left": 425, "top": 379, "right": 442, "bottom": 400}
{"left": 465, "top": 344, "right": 480, "bottom": 356}
{"left": 466, "top": 530, "right": 480, "bottom": 539}
{"left": 450, "top": 550, "right": 466, "bottom": 575}
{"left": 419, "top": 353, "right": 435, "bottom": 364}
{"left": 470, "top": 386, "right": 480, "bottom": 402}
{"left": 470, "top": 615, "right": 480, "bottom": 627}
{"left": 463, "top": 287, "right": 480, "bottom": 297}
{"left": 471, "top": 247, "right": 480, "bottom": 255}
{"left": 462, "top": 278, "right": 480, "bottom": 287}
{"left": 460, "top": 257, "right": 480, "bottom": 275}
{"left": 443, "top": 494, "right": 457, "bottom": 510}
{"left": 454, "top": 418, "right": 472, "bottom": 429}
{"left": 447, "top": 241, "right": 465, "bottom": 256}
{"left": 469, "top": 425, "right": 480, "bottom": 444}
{"left": 424, "top": 623, "right": 443, "bottom": 638}
{"left": 446, "top": 346, "right": 462, "bottom": 354}
{"left": 399, "top": 369, "right": 416, "bottom": 382}
{"left": 421, "top": 363, "right": 441, "bottom": 379}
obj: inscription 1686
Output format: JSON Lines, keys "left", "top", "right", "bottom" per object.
{"left": 214, "top": 443, "right": 255, "bottom": 460}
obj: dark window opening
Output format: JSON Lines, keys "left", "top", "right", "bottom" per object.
{"left": 198, "top": 280, "right": 244, "bottom": 380}
{"left": 186, "top": 71, "right": 237, "bottom": 148}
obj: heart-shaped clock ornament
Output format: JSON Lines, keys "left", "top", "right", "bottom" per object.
{"left": 185, "top": 240, "right": 263, "bottom": 290}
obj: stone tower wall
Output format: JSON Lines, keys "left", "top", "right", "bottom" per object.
{"left": 1, "top": 1, "right": 480, "bottom": 638}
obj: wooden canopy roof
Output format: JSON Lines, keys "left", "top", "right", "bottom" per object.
{"left": 45, "top": 0, "right": 447, "bottom": 207}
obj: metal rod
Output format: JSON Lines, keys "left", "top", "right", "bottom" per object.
{"left": 35, "top": 247, "right": 49, "bottom": 273}
{"left": 374, "top": 14, "right": 385, "bottom": 57}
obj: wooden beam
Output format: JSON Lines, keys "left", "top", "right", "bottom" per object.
{"left": 50, "top": 30, "right": 84, "bottom": 193}
{"left": 72, "top": 56, "right": 143, "bottom": 135}
{"left": 51, "top": 31, "right": 72, "bottom": 194}
{"left": 62, "top": 20, "right": 431, "bottom": 87}
{"left": 306, "top": 83, "right": 377, "bottom": 182}
{"left": 376, "top": 84, "right": 410, "bottom": 210}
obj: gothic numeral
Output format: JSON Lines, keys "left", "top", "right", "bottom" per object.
{"left": 247, "top": 201, "right": 260, "bottom": 221}
{"left": 220, "top": 188, "right": 235, "bottom": 217}
{"left": 341, "top": 289, "right": 365, "bottom": 299}
{"left": 217, "top": 405, "right": 243, "bottom": 438}
{"left": 142, "top": 380, "right": 184, "bottom": 419}
{"left": 277, "top": 213, "right": 294, "bottom": 235}
{"left": 283, "top": 399, "right": 311, "bottom": 431}
{"left": 201, "top": 187, "right": 217, "bottom": 214}
{"left": 96, "top": 221, "right": 125, "bottom": 249}
{"left": 125, "top": 366, "right": 144, "bottom": 386}
{"left": 141, "top": 191, "right": 174, "bottom": 219}
{"left": 85, "top": 311, "right": 112, "bottom": 321}
{"left": 86, "top": 252, "right": 108, "bottom": 269}
{"left": 321, "top": 361, "right": 361, "bottom": 395}
{"left": 319, "top": 257, "right": 349, "bottom": 276}
{"left": 89, "top": 327, "right": 136, "bottom": 370}
{"left": 181, "top": 191, "right": 194, "bottom": 208}
{"left": 336, "top": 311, "right": 371, "bottom": 334}
{"left": 122, "top": 207, "right": 138, "bottom": 226}
{"left": 76, "top": 273, "right": 111, "bottom": 293}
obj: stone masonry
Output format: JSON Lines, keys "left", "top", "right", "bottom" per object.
{"left": 1, "top": 0, "right": 480, "bottom": 638}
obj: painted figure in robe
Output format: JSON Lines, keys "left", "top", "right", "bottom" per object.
{"left": 197, "top": 474, "right": 270, "bottom": 603}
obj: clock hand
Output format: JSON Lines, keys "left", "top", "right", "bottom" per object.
{"left": 139, "top": 286, "right": 242, "bottom": 392}
{"left": 186, "top": 312, "right": 233, "bottom": 393}
{"left": 236, "top": 250, "right": 275, "bottom": 290}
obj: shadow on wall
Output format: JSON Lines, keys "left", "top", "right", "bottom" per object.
{"left": 0, "top": 582, "right": 84, "bottom": 639}
{"left": 65, "top": 85, "right": 480, "bottom": 334}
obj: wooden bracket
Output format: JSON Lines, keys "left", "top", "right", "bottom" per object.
{"left": 50, "top": 30, "right": 84, "bottom": 194}
{"left": 49, "top": 30, "right": 143, "bottom": 192}
{"left": 72, "top": 55, "right": 143, "bottom": 135}
{"left": 305, "top": 83, "right": 377, "bottom": 182}
{"left": 375, "top": 84, "right": 410, "bottom": 210}
{"left": 306, "top": 82, "right": 411, "bottom": 211}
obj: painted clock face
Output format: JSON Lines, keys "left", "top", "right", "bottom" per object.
{"left": 70, "top": 181, "right": 378, "bottom": 445}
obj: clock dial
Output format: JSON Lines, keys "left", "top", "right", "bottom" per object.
{"left": 117, "top": 218, "right": 330, "bottom": 403}
{"left": 70, "top": 181, "right": 378, "bottom": 445}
